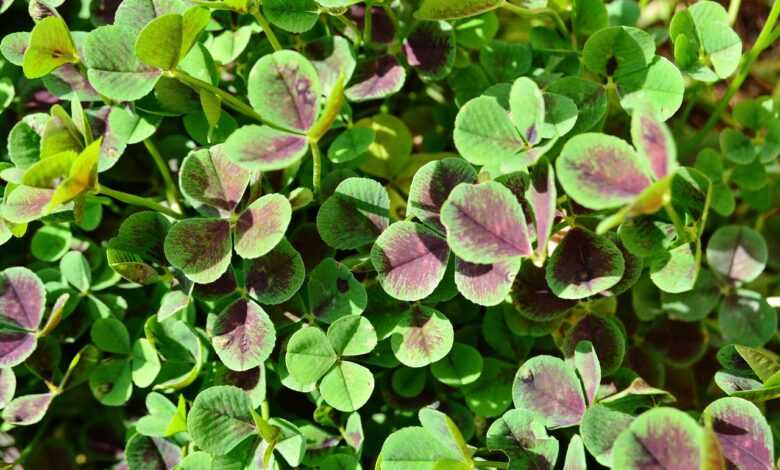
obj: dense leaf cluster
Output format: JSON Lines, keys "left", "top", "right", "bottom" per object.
{"left": 0, "top": 0, "right": 779, "bottom": 468}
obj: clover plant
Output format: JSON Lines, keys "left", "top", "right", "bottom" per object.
{"left": 0, "top": 0, "right": 779, "bottom": 468}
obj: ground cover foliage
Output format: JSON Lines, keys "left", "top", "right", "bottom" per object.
{"left": 0, "top": 0, "right": 779, "bottom": 468}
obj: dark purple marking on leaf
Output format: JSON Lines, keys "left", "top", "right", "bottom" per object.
{"left": 545, "top": 227, "right": 625, "bottom": 300}
{"left": 180, "top": 146, "right": 250, "bottom": 215}
{"left": 163, "top": 218, "right": 232, "bottom": 284}
{"left": 407, "top": 157, "right": 477, "bottom": 233}
{"left": 345, "top": 55, "right": 406, "bottom": 102}
{"left": 454, "top": 257, "right": 520, "bottom": 307}
{"left": 348, "top": 5, "right": 395, "bottom": 43}
{"left": 0, "top": 267, "right": 45, "bottom": 330}
{"left": 2, "top": 393, "right": 54, "bottom": 425}
{"left": 244, "top": 239, "right": 304, "bottom": 305}
{"left": 126, "top": 434, "right": 181, "bottom": 470}
{"left": 192, "top": 269, "right": 237, "bottom": 301}
{"left": 616, "top": 409, "right": 701, "bottom": 470}
{"left": 639, "top": 115, "right": 671, "bottom": 179}
{"left": 108, "top": 211, "right": 170, "bottom": 264}
{"left": 371, "top": 221, "right": 450, "bottom": 302}
{"left": 646, "top": 319, "right": 707, "bottom": 367}
{"left": 510, "top": 264, "right": 576, "bottom": 321}
{"left": 704, "top": 398, "right": 773, "bottom": 470}
{"left": 403, "top": 22, "right": 454, "bottom": 79}
{"left": 211, "top": 299, "right": 275, "bottom": 372}
{"left": 222, "top": 367, "right": 262, "bottom": 392}
{"left": 562, "top": 314, "right": 626, "bottom": 375}
{"left": 90, "top": 0, "right": 124, "bottom": 25}
{"left": 263, "top": 54, "right": 319, "bottom": 132}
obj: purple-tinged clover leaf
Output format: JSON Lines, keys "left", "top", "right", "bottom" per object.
{"left": 0, "top": 267, "right": 46, "bottom": 367}
{"left": 345, "top": 55, "right": 406, "bottom": 103}
{"left": 407, "top": 157, "right": 477, "bottom": 234}
{"left": 371, "top": 221, "right": 449, "bottom": 302}
{"left": 557, "top": 133, "right": 652, "bottom": 210}
{"left": 179, "top": 145, "right": 250, "bottom": 217}
{"left": 403, "top": 21, "right": 456, "bottom": 81}
{"left": 1, "top": 392, "right": 55, "bottom": 426}
{"left": 248, "top": 50, "right": 321, "bottom": 133}
{"left": 545, "top": 227, "right": 625, "bottom": 300}
{"left": 318, "top": 177, "right": 389, "bottom": 250}
{"left": 391, "top": 304, "right": 454, "bottom": 368}
{"left": 164, "top": 218, "right": 232, "bottom": 284}
{"left": 512, "top": 355, "right": 587, "bottom": 429}
{"left": 244, "top": 238, "right": 305, "bottom": 305}
{"left": 223, "top": 125, "right": 309, "bottom": 172}
{"left": 526, "top": 162, "right": 557, "bottom": 261}
{"left": 2, "top": 186, "right": 55, "bottom": 224}
{"left": 631, "top": 107, "right": 678, "bottom": 180}
{"left": 0, "top": 368, "right": 16, "bottom": 409}
{"left": 125, "top": 434, "right": 181, "bottom": 470}
{"left": 441, "top": 181, "right": 532, "bottom": 264}
{"left": 706, "top": 225, "right": 768, "bottom": 283}
{"left": 702, "top": 397, "right": 773, "bottom": 470}
{"left": 210, "top": 298, "right": 276, "bottom": 372}
{"left": 234, "top": 193, "right": 292, "bottom": 260}
{"left": 454, "top": 257, "right": 521, "bottom": 307}
{"left": 611, "top": 407, "right": 702, "bottom": 470}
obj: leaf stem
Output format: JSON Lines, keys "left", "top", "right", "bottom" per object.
{"left": 364, "top": 2, "right": 373, "bottom": 45}
{"left": 250, "top": 6, "right": 283, "bottom": 52}
{"left": 502, "top": 2, "right": 570, "bottom": 38}
{"left": 664, "top": 201, "right": 688, "bottom": 243}
{"left": 96, "top": 184, "right": 183, "bottom": 219}
{"left": 474, "top": 461, "right": 509, "bottom": 469}
{"left": 685, "top": 0, "right": 780, "bottom": 152}
{"left": 728, "top": 0, "right": 741, "bottom": 25}
{"left": 335, "top": 14, "right": 363, "bottom": 48}
{"left": 310, "top": 141, "right": 322, "bottom": 197}
{"left": 143, "top": 138, "right": 181, "bottom": 211}
{"left": 170, "top": 70, "right": 265, "bottom": 124}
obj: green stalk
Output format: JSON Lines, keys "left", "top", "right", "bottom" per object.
{"left": 502, "top": 2, "right": 570, "bottom": 38}
{"left": 364, "top": 2, "right": 373, "bottom": 44}
{"left": 250, "top": 6, "right": 283, "bottom": 52}
{"left": 727, "top": 0, "right": 741, "bottom": 25}
{"left": 685, "top": 0, "right": 780, "bottom": 152}
{"left": 335, "top": 14, "right": 363, "bottom": 48}
{"left": 97, "top": 184, "right": 183, "bottom": 219}
{"left": 310, "top": 141, "right": 322, "bottom": 197}
{"left": 143, "top": 138, "right": 181, "bottom": 211}
{"left": 170, "top": 70, "right": 266, "bottom": 124}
